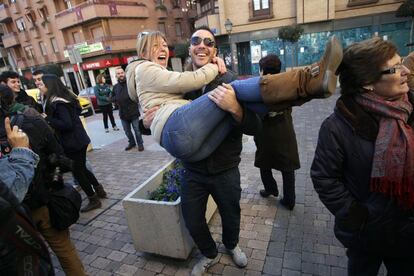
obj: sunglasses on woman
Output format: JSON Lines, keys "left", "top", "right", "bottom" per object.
{"left": 190, "top": 36, "right": 216, "bottom": 48}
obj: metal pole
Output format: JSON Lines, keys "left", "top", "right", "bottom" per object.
{"left": 77, "top": 62, "right": 95, "bottom": 115}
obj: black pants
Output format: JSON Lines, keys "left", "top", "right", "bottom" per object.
{"left": 347, "top": 248, "right": 414, "bottom": 276}
{"left": 260, "top": 169, "right": 295, "bottom": 202}
{"left": 181, "top": 167, "right": 241, "bottom": 259}
{"left": 66, "top": 146, "right": 100, "bottom": 197}
{"left": 100, "top": 104, "right": 116, "bottom": 129}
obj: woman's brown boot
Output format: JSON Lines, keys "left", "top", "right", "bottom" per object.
{"left": 81, "top": 194, "right": 102, "bottom": 213}
{"left": 260, "top": 36, "right": 343, "bottom": 110}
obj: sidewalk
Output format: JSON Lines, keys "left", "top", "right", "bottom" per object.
{"left": 53, "top": 93, "right": 358, "bottom": 275}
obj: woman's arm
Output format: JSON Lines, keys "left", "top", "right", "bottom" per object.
{"left": 136, "top": 62, "right": 219, "bottom": 94}
{"left": 46, "top": 103, "right": 74, "bottom": 131}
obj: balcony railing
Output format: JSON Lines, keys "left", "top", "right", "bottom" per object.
{"left": 55, "top": 1, "right": 149, "bottom": 29}
{"left": 0, "top": 4, "right": 12, "bottom": 23}
{"left": 2, "top": 32, "right": 20, "bottom": 48}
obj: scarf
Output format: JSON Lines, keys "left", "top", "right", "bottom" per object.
{"left": 355, "top": 92, "right": 414, "bottom": 209}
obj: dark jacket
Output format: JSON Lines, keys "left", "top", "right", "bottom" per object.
{"left": 182, "top": 71, "right": 262, "bottom": 174}
{"left": 112, "top": 80, "right": 140, "bottom": 121}
{"left": 311, "top": 92, "right": 414, "bottom": 257}
{"left": 254, "top": 108, "right": 300, "bottom": 171}
{"left": 45, "top": 99, "right": 91, "bottom": 153}
{"left": 15, "top": 89, "right": 42, "bottom": 113}
{"left": 94, "top": 84, "right": 112, "bottom": 106}
{"left": 7, "top": 105, "right": 65, "bottom": 210}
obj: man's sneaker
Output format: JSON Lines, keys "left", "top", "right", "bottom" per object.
{"left": 125, "top": 144, "right": 136, "bottom": 151}
{"left": 191, "top": 255, "right": 220, "bottom": 276}
{"left": 113, "top": 126, "right": 120, "bottom": 131}
{"left": 227, "top": 245, "right": 247, "bottom": 267}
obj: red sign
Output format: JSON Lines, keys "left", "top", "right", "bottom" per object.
{"left": 74, "top": 57, "right": 122, "bottom": 71}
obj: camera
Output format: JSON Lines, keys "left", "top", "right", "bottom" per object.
{"left": 0, "top": 140, "right": 11, "bottom": 157}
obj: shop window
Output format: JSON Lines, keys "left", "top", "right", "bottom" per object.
{"left": 24, "top": 45, "right": 35, "bottom": 60}
{"left": 38, "top": 6, "right": 49, "bottom": 21}
{"left": 39, "top": 42, "right": 47, "bottom": 56}
{"left": 72, "top": 31, "right": 81, "bottom": 44}
{"left": 175, "top": 22, "right": 182, "bottom": 37}
{"left": 50, "top": 37, "right": 59, "bottom": 53}
{"left": 91, "top": 26, "right": 104, "bottom": 40}
{"left": 65, "top": 0, "right": 73, "bottom": 9}
{"left": 16, "top": 18, "right": 27, "bottom": 32}
{"left": 158, "top": 22, "right": 166, "bottom": 35}
{"left": 347, "top": 0, "right": 379, "bottom": 7}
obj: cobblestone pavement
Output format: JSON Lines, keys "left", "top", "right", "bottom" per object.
{"left": 52, "top": 92, "right": 367, "bottom": 275}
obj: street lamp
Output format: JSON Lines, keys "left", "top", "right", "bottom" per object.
{"left": 224, "top": 19, "right": 238, "bottom": 74}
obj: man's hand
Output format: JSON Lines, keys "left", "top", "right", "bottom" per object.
{"left": 211, "top": 56, "right": 227, "bottom": 74}
{"left": 5, "top": 117, "right": 30, "bottom": 148}
{"left": 208, "top": 83, "right": 243, "bottom": 123}
{"left": 143, "top": 106, "right": 160, "bottom": 129}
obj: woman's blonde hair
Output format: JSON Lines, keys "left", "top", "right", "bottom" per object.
{"left": 136, "top": 31, "right": 167, "bottom": 60}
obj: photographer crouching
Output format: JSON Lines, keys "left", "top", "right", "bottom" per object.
{"left": 0, "top": 84, "right": 85, "bottom": 276}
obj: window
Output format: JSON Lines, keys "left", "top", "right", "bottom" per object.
{"left": 50, "top": 37, "right": 59, "bottom": 53}
{"left": 25, "top": 10, "right": 37, "bottom": 25}
{"left": 16, "top": 18, "right": 26, "bottom": 32}
{"left": 72, "top": 31, "right": 81, "bottom": 43}
{"left": 175, "top": 22, "right": 182, "bottom": 37}
{"left": 10, "top": 0, "right": 17, "bottom": 3}
{"left": 200, "top": 2, "right": 211, "bottom": 13}
{"left": 38, "top": 6, "right": 49, "bottom": 21}
{"left": 39, "top": 42, "right": 47, "bottom": 56}
{"left": 186, "top": 0, "right": 196, "bottom": 10}
{"left": 65, "top": 0, "right": 73, "bottom": 9}
{"left": 158, "top": 22, "right": 166, "bottom": 35}
{"left": 347, "top": 0, "right": 379, "bottom": 6}
{"left": 172, "top": 0, "right": 180, "bottom": 8}
{"left": 91, "top": 26, "right": 104, "bottom": 40}
{"left": 250, "top": 0, "right": 272, "bottom": 19}
{"left": 24, "top": 45, "right": 35, "bottom": 60}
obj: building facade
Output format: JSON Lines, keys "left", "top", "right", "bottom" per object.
{"left": 0, "top": 0, "right": 196, "bottom": 92}
{"left": 195, "top": 0, "right": 410, "bottom": 75}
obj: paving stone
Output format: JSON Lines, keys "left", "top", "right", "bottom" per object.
{"left": 104, "top": 261, "right": 123, "bottom": 273}
{"left": 331, "top": 267, "right": 347, "bottom": 276}
{"left": 222, "top": 265, "right": 245, "bottom": 276}
{"left": 267, "top": 241, "right": 285, "bottom": 258}
{"left": 263, "top": 256, "right": 283, "bottom": 275}
{"left": 282, "top": 252, "right": 301, "bottom": 271}
{"left": 90, "top": 257, "right": 111, "bottom": 269}
{"left": 115, "top": 264, "right": 138, "bottom": 275}
{"left": 144, "top": 260, "right": 165, "bottom": 273}
{"left": 281, "top": 268, "right": 301, "bottom": 276}
{"left": 83, "top": 244, "right": 99, "bottom": 255}
{"left": 247, "top": 240, "right": 268, "bottom": 250}
{"left": 107, "top": 250, "right": 127, "bottom": 262}
{"left": 246, "top": 258, "right": 264, "bottom": 271}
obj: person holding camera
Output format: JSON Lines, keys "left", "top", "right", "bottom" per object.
{"left": 0, "top": 84, "right": 86, "bottom": 276}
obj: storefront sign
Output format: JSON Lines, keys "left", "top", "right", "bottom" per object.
{"left": 64, "top": 42, "right": 104, "bottom": 58}
{"left": 73, "top": 57, "right": 122, "bottom": 71}
{"left": 251, "top": 45, "right": 262, "bottom": 64}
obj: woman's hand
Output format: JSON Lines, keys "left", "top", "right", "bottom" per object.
{"left": 143, "top": 106, "right": 160, "bottom": 129}
{"left": 212, "top": 56, "right": 227, "bottom": 74}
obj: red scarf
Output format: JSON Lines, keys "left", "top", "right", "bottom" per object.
{"left": 355, "top": 92, "right": 414, "bottom": 209}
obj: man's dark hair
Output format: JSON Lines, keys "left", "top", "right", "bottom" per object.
{"left": 192, "top": 25, "right": 216, "bottom": 40}
{"left": 32, "top": 69, "right": 46, "bottom": 76}
{"left": 259, "top": 54, "right": 282, "bottom": 75}
{"left": 0, "top": 71, "right": 20, "bottom": 84}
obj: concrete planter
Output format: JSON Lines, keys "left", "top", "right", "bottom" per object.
{"left": 122, "top": 160, "right": 217, "bottom": 259}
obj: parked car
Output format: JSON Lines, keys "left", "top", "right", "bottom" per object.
{"left": 79, "top": 87, "right": 118, "bottom": 112}
{"left": 26, "top": 88, "right": 94, "bottom": 117}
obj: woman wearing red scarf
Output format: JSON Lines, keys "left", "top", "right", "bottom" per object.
{"left": 311, "top": 37, "right": 414, "bottom": 275}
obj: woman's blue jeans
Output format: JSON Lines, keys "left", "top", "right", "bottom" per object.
{"left": 161, "top": 76, "right": 268, "bottom": 162}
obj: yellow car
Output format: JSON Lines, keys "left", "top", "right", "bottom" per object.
{"left": 26, "top": 88, "right": 94, "bottom": 117}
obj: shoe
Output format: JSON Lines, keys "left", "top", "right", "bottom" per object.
{"left": 105, "top": 129, "right": 109, "bottom": 133}
{"left": 191, "top": 255, "right": 220, "bottom": 276}
{"left": 227, "top": 245, "right": 248, "bottom": 267}
{"left": 280, "top": 197, "right": 295, "bottom": 210}
{"left": 259, "top": 189, "right": 279, "bottom": 198}
{"left": 138, "top": 145, "right": 144, "bottom": 152}
{"left": 260, "top": 36, "right": 343, "bottom": 108}
{"left": 94, "top": 184, "right": 107, "bottom": 198}
{"left": 80, "top": 194, "right": 102, "bottom": 213}
{"left": 113, "top": 126, "right": 119, "bottom": 131}
{"left": 125, "top": 144, "right": 136, "bottom": 151}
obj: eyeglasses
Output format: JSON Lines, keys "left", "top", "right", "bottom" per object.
{"left": 381, "top": 63, "right": 405, "bottom": 75}
{"left": 190, "top": 36, "right": 215, "bottom": 47}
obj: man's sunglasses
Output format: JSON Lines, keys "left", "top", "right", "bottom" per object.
{"left": 190, "top": 36, "right": 215, "bottom": 47}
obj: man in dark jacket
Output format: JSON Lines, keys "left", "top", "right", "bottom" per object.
{"left": 112, "top": 67, "right": 144, "bottom": 151}
{"left": 254, "top": 55, "right": 300, "bottom": 210}
{"left": 143, "top": 26, "right": 262, "bottom": 276}
{"left": 0, "top": 70, "right": 42, "bottom": 112}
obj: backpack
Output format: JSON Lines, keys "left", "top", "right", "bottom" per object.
{"left": 0, "top": 176, "right": 54, "bottom": 276}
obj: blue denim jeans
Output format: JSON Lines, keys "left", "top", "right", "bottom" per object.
{"left": 181, "top": 167, "right": 241, "bottom": 258}
{"left": 121, "top": 118, "right": 143, "bottom": 146}
{"left": 161, "top": 77, "right": 268, "bottom": 162}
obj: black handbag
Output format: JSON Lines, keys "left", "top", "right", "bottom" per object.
{"left": 47, "top": 181, "right": 81, "bottom": 231}
{"left": 139, "top": 119, "right": 151, "bottom": 135}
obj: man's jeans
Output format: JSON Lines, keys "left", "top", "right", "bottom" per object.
{"left": 181, "top": 167, "right": 241, "bottom": 258}
{"left": 161, "top": 78, "right": 267, "bottom": 162}
{"left": 121, "top": 118, "right": 143, "bottom": 146}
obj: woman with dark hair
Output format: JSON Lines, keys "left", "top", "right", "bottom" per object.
{"left": 94, "top": 73, "right": 119, "bottom": 133}
{"left": 41, "top": 74, "right": 107, "bottom": 213}
{"left": 311, "top": 37, "right": 414, "bottom": 275}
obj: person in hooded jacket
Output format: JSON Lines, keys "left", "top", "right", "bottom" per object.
{"left": 94, "top": 73, "right": 119, "bottom": 133}
{"left": 311, "top": 37, "right": 414, "bottom": 275}
{"left": 40, "top": 74, "right": 107, "bottom": 213}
